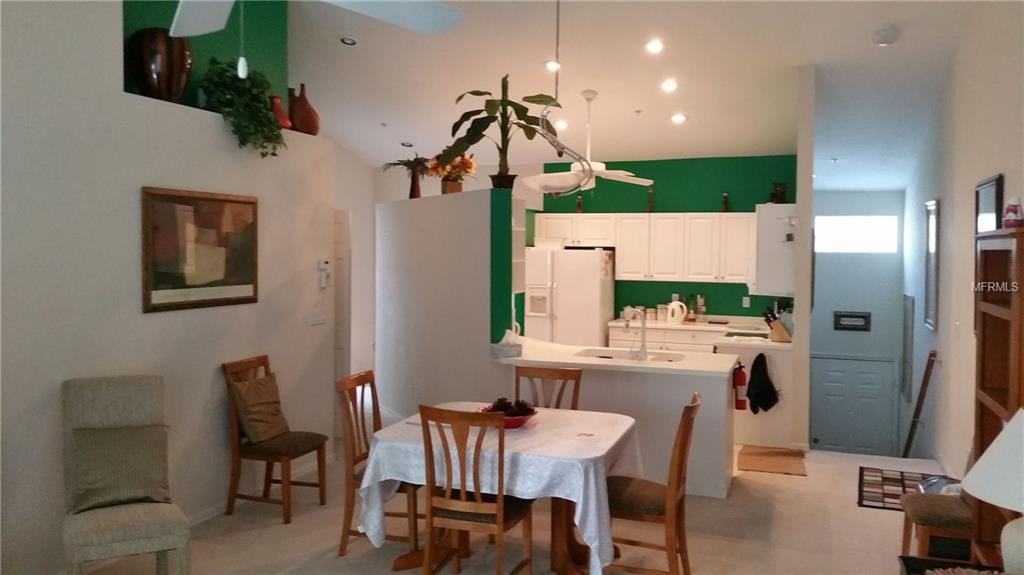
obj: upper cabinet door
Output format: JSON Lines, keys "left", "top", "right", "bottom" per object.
{"left": 575, "top": 214, "right": 617, "bottom": 247}
{"left": 615, "top": 214, "right": 650, "bottom": 280}
{"left": 683, "top": 214, "right": 721, "bottom": 281}
{"left": 649, "top": 214, "right": 685, "bottom": 281}
{"left": 536, "top": 213, "right": 574, "bottom": 244}
{"left": 720, "top": 213, "right": 757, "bottom": 284}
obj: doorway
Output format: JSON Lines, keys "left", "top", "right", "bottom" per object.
{"left": 809, "top": 191, "right": 905, "bottom": 455}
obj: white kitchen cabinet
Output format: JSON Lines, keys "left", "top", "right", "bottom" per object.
{"left": 534, "top": 213, "right": 616, "bottom": 246}
{"left": 683, "top": 213, "right": 756, "bottom": 284}
{"left": 720, "top": 213, "right": 757, "bottom": 283}
{"left": 614, "top": 214, "right": 651, "bottom": 280}
{"left": 683, "top": 214, "right": 721, "bottom": 281}
{"left": 649, "top": 214, "right": 685, "bottom": 280}
{"left": 750, "top": 203, "right": 796, "bottom": 296}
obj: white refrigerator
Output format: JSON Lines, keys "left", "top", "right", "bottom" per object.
{"left": 524, "top": 247, "right": 615, "bottom": 346}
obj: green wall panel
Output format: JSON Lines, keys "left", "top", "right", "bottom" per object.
{"left": 543, "top": 155, "right": 797, "bottom": 317}
{"left": 514, "top": 292, "right": 525, "bottom": 336}
{"left": 490, "top": 189, "right": 513, "bottom": 343}
{"left": 123, "top": 0, "right": 288, "bottom": 107}
{"left": 525, "top": 209, "right": 537, "bottom": 247}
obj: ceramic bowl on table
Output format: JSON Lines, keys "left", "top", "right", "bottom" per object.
{"left": 478, "top": 407, "right": 536, "bottom": 429}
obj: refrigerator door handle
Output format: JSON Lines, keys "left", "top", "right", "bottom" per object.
{"left": 550, "top": 283, "right": 557, "bottom": 319}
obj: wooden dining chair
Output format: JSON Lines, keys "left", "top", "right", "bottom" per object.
{"left": 337, "top": 370, "right": 422, "bottom": 557}
{"left": 514, "top": 366, "right": 582, "bottom": 410}
{"left": 605, "top": 392, "right": 701, "bottom": 575}
{"left": 221, "top": 355, "right": 327, "bottom": 524}
{"left": 419, "top": 405, "right": 534, "bottom": 575}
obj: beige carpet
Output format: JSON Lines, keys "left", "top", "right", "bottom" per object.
{"left": 737, "top": 445, "right": 808, "bottom": 476}
{"left": 91, "top": 450, "right": 942, "bottom": 574}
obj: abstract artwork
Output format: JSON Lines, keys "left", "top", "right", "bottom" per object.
{"left": 142, "top": 187, "right": 257, "bottom": 312}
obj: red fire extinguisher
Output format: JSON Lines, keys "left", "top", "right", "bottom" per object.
{"left": 733, "top": 363, "right": 748, "bottom": 411}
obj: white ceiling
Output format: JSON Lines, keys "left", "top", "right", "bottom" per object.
{"left": 288, "top": 1, "right": 971, "bottom": 192}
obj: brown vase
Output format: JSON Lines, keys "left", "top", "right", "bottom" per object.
{"left": 289, "top": 83, "right": 320, "bottom": 135}
{"left": 409, "top": 174, "right": 422, "bottom": 199}
{"left": 441, "top": 180, "right": 463, "bottom": 194}
{"left": 270, "top": 96, "right": 292, "bottom": 129}
{"left": 490, "top": 174, "right": 517, "bottom": 190}
{"left": 128, "top": 28, "right": 192, "bottom": 102}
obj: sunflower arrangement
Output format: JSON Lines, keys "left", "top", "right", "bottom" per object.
{"left": 428, "top": 150, "right": 477, "bottom": 182}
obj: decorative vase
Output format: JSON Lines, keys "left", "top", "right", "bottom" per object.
{"left": 441, "top": 180, "right": 463, "bottom": 194}
{"left": 490, "top": 174, "right": 517, "bottom": 190}
{"left": 270, "top": 96, "right": 292, "bottom": 129}
{"left": 289, "top": 83, "right": 320, "bottom": 135}
{"left": 770, "top": 182, "right": 787, "bottom": 203}
{"left": 128, "top": 28, "right": 192, "bottom": 102}
{"left": 409, "top": 174, "right": 422, "bottom": 199}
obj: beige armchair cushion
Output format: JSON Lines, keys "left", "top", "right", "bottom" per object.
{"left": 64, "top": 502, "right": 188, "bottom": 548}
{"left": 72, "top": 425, "right": 171, "bottom": 513}
{"left": 228, "top": 373, "right": 290, "bottom": 442}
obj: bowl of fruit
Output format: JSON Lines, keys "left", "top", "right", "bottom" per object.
{"left": 480, "top": 398, "right": 537, "bottom": 429}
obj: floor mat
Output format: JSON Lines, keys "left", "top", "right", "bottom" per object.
{"left": 737, "top": 445, "right": 807, "bottom": 476}
{"left": 857, "top": 466, "right": 941, "bottom": 511}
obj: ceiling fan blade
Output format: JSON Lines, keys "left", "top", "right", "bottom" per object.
{"left": 323, "top": 1, "right": 462, "bottom": 35}
{"left": 169, "top": 0, "right": 235, "bottom": 37}
{"left": 598, "top": 170, "right": 654, "bottom": 187}
{"left": 522, "top": 172, "right": 582, "bottom": 193}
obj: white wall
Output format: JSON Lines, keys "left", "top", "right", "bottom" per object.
{"left": 374, "top": 190, "right": 512, "bottom": 418}
{"left": 1, "top": 3, "right": 336, "bottom": 572}
{"left": 930, "top": 3, "right": 1023, "bottom": 477}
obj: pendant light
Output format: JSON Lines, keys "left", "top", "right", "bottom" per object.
{"left": 236, "top": 1, "right": 249, "bottom": 79}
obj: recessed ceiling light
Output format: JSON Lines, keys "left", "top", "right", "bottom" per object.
{"left": 645, "top": 38, "right": 664, "bottom": 54}
{"left": 671, "top": 113, "right": 687, "bottom": 125}
{"left": 554, "top": 119, "right": 568, "bottom": 131}
{"left": 545, "top": 60, "right": 561, "bottom": 72}
{"left": 401, "top": 141, "right": 413, "bottom": 148}
{"left": 661, "top": 78, "right": 678, "bottom": 93}
{"left": 339, "top": 36, "right": 357, "bottom": 46}
{"left": 872, "top": 24, "right": 900, "bottom": 47}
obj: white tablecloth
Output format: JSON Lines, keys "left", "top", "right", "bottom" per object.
{"left": 359, "top": 402, "right": 643, "bottom": 574}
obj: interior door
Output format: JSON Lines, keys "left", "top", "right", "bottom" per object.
{"left": 576, "top": 214, "right": 616, "bottom": 247}
{"left": 683, "top": 214, "right": 720, "bottom": 281}
{"left": 810, "top": 357, "right": 896, "bottom": 455}
{"left": 615, "top": 214, "right": 650, "bottom": 280}
{"left": 720, "top": 213, "right": 756, "bottom": 283}
{"left": 537, "top": 214, "right": 574, "bottom": 243}
{"left": 649, "top": 214, "right": 684, "bottom": 280}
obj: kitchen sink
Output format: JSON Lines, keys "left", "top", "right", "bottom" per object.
{"left": 647, "top": 352, "right": 688, "bottom": 363}
{"left": 574, "top": 348, "right": 640, "bottom": 360}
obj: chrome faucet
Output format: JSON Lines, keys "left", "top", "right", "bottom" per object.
{"left": 622, "top": 306, "right": 648, "bottom": 361}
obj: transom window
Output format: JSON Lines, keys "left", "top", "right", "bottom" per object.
{"left": 814, "top": 215, "right": 899, "bottom": 254}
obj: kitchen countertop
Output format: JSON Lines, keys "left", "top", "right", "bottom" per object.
{"left": 496, "top": 336, "right": 738, "bottom": 377}
{"left": 608, "top": 317, "right": 769, "bottom": 334}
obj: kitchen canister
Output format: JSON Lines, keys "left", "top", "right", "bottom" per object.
{"left": 646, "top": 308, "right": 657, "bottom": 322}
{"left": 657, "top": 304, "right": 668, "bottom": 323}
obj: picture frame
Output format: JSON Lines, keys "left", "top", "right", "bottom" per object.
{"left": 924, "top": 199, "right": 939, "bottom": 331}
{"left": 975, "top": 174, "right": 1004, "bottom": 233}
{"left": 142, "top": 187, "right": 258, "bottom": 313}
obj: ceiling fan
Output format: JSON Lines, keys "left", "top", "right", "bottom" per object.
{"left": 168, "top": 0, "right": 462, "bottom": 38}
{"left": 523, "top": 89, "right": 654, "bottom": 194}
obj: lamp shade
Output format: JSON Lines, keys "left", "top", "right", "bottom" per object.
{"left": 963, "top": 408, "right": 1024, "bottom": 512}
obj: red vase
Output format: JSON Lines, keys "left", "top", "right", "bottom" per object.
{"left": 409, "top": 174, "right": 422, "bottom": 199}
{"left": 128, "top": 28, "right": 192, "bottom": 102}
{"left": 270, "top": 96, "right": 292, "bottom": 129}
{"left": 289, "top": 83, "right": 320, "bottom": 136}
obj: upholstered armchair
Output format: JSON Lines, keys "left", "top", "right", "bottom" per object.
{"left": 62, "top": 376, "right": 190, "bottom": 574}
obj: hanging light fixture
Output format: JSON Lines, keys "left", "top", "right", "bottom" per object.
{"left": 236, "top": 1, "right": 248, "bottom": 79}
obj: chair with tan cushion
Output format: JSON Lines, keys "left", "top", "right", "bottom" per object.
{"left": 900, "top": 492, "right": 973, "bottom": 558}
{"left": 62, "top": 375, "right": 189, "bottom": 575}
{"left": 605, "top": 392, "right": 701, "bottom": 575}
{"left": 222, "top": 355, "right": 328, "bottom": 524}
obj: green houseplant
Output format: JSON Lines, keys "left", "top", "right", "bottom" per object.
{"left": 199, "top": 58, "right": 285, "bottom": 158}
{"left": 439, "top": 75, "right": 558, "bottom": 189}
{"left": 383, "top": 155, "right": 432, "bottom": 199}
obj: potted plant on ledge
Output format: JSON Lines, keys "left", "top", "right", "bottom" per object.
{"left": 384, "top": 155, "right": 431, "bottom": 199}
{"left": 439, "top": 75, "right": 558, "bottom": 190}
{"left": 428, "top": 148, "right": 476, "bottom": 194}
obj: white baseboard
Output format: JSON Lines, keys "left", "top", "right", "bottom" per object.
{"left": 187, "top": 450, "right": 337, "bottom": 526}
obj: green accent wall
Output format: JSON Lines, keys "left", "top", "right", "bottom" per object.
{"left": 543, "top": 155, "right": 797, "bottom": 317}
{"left": 123, "top": 0, "right": 288, "bottom": 107}
{"left": 525, "top": 209, "right": 538, "bottom": 247}
{"left": 490, "top": 189, "right": 513, "bottom": 343}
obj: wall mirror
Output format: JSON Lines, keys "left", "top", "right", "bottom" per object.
{"left": 924, "top": 200, "right": 939, "bottom": 331}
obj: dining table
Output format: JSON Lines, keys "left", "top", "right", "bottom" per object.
{"left": 358, "top": 401, "right": 644, "bottom": 575}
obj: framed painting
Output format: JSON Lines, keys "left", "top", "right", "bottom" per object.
{"left": 924, "top": 199, "right": 939, "bottom": 331}
{"left": 975, "top": 174, "right": 1004, "bottom": 233}
{"left": 142, "top": 187, "right": 258, "bottom": 312}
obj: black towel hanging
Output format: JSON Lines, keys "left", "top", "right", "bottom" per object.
{"left": 746, "top": 352, "right": 780, "bottom": 413}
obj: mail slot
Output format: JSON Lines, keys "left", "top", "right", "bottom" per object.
{"left": 833, "top": 311, "right": 871, "bottom": 332}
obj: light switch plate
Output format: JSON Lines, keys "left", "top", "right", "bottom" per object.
{"left": 742, "top": 296, "right": 751, "bottom": 308}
